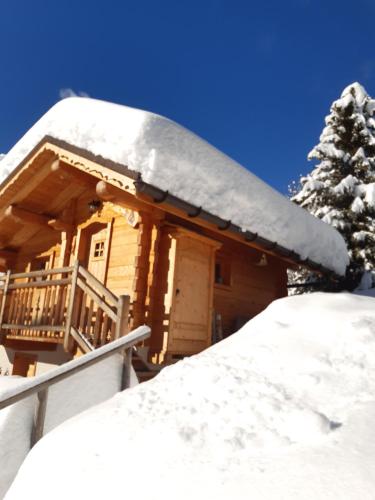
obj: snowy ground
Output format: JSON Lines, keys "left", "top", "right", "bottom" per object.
{"left": 6, "top": 291, "right": 375, "bottom": 499}
{"left": 0, "top": 377, "right": 34, "bottom": 499}
{"left": 0, "top": 355, "right": 137, "bottom": 497}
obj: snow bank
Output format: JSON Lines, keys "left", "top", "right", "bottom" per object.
{"left": 0, "top": 355, "right": 137, "bottom": 498}
{"left": 7, "top": 292, "right": 375, "bottom": 500}
{"left": 0, "top": 98, "right": 348, "bottom": 275}
{"left": 0, "top": 377, "right": 34, "bottom": 499}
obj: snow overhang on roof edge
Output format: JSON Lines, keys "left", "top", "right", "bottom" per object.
{"left": 133, "top": 179, "right": 344, "bottom": 279}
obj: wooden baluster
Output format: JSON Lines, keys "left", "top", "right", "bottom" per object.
{"left": 94, "top": 308, "right": 103, "bottom": 346}
{"left": 20, "top": 287, "right": 28, "bottom": 336}
{"left": 41, "top": 286, "right": 52, "bottom": 325}
{"left": 25, "top": 286, "right": 34, "bottom": 326}
{"left": 52, "top": 286, "right": 60, "bottom": 327}
{"left": 55, "top": 285, "right": 63, "bottom": 328}
{"left": 101, "top": 313, "right": 109, "bottom": 344}
{"left": 0, "top": 270, "right": 11, "bottom": 340}
{"left": 86, "top": 299, "right": 95, "bottom": 345}
{"left": 49, "top": 286, "right": 57, "bottom": 327}
{"left": 58, "top": 284, "right": 68, "bottom": 325}
{"left": 8, "top": 289, "right": 17, "bottom": 324}
{"left": 78, "top": 297, "right": 87, "bottom": 334}
{"left": 16, "top": 288, "right": 24, "bottom": 325}
{"left": 19, "top": 287, "right": 29, "bottom": 330}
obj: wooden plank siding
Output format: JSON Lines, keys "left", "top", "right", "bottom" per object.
{"left": 106, "top": 216, "right": 139, "bottom": 299}
{"left": 213, "top": 242, "right": 287, "bottom": 337}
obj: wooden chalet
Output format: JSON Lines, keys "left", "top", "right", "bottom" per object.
{"left": 0, "top": 100, "right": 346, "bottom": 378}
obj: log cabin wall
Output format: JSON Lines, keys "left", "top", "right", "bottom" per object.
{"left": 68, "top": 190, "right": 142, "bottom": 302}
{"left": 14, "top": 230, "right": 62, "bottom": 273}
{"left": 106, "top": 215, "right": 139, "bottom": 299}
{"left": 213, "top": 239, "right": 288, "bottom": 337}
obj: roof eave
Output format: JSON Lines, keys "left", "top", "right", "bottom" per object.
{"left": 134, "top": 179, "right": 341, "bottom": 280}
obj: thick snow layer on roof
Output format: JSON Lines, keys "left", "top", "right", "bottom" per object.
{"left": 7, "top": 292, "right": 375, "bottom": 500}
{"left": 0, "top": 98, "right": 349, "bottom": 275}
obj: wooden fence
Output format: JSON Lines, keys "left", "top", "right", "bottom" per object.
{"left": 0, "top": 261, "right": 131, "bottom": 352}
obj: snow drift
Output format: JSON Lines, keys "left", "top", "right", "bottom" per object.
{"left": 0, "top": 98, "right": 348, "bottom": 275}
{"left": 0, "top": 355, "right": 137, "bottom": 497}
{"left": 0, "top": 377, "right": 34, "bottom": 499}
{"left": 6, "top": 292, "right": 375, "bottom": 499}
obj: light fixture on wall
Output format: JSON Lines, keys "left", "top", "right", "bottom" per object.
{"left": 88, "top": 200, "right": 102, "bottom": 214}
{"left": 255, "top": 253, "right": 268, "bottom": 267}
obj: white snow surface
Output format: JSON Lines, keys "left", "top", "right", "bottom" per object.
{"left": 7, "top": 292, "right": 375, "bottom": 500}
{"left": 0, "top": 98, "right": 348, "bottom": 275}
{"left": 0, "top": 354, "right": 138, "bottom": 498}
{"left": 0, "top": 377, "right": 34, "bottom": 499}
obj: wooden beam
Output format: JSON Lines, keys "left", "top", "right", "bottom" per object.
{"left": 47, "top": 219, "right": 74, "bottom": 232}
{"left": 96, "top": 180, "right": 156, "bottom": 214}
{"left": 51, "top": 159, "right": 95, "bottom": 188}
{"left": 96, "top": 180, "right": 117, "bottom": 201}
{"left": 4, "top": 205, "right": 50, "bottom": 227}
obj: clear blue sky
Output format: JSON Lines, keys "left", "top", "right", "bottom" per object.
{"left": 1, "top": 0, "right": 374, "bottom": 193}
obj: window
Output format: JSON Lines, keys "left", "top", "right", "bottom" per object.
{"left": 93, "top": 241, "right": 105, "bottom": 259}
{"left": 214, "top": 254, "right": 231, "bottom": 286}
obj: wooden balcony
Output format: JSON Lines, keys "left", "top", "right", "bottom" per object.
{"left": 0, "top": 262, "right": 131, "bottom": 353}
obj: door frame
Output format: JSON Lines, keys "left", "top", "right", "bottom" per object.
{"left": 167, "top": 227, "right": 221, "bottom": 357}
{"left": 75, "top": 219, "right": 113, "bottom": 285}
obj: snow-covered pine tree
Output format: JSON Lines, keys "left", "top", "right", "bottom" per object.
{"left": 291, "top": 82, "right": 375, "bottom": 290}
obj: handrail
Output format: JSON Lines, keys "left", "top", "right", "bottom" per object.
{"left": 0, "top": 266, "right": 73, "bottom": 283}
{"left": 0, "top": 325, "right": 151, "bottom": 446}
{"left": 7, "top": 277, "right": 71, "bottom": 290}
{"left": 0, "top": 326, "right": 150, "bottom": 409}
{"left": 76, "top": 276, "right": 117, "bottom": 321}
{"left": 78, "top": 265, "right": 118, "bottom": 306}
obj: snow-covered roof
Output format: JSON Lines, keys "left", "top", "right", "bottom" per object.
{"left": 0, "top": 98, "right": 349, "bottom": 275}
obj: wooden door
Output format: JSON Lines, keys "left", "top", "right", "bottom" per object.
{"left": 78, "top": 223, "right": 112, "bottom": 343}
{"left": 168, "top": 232, "right": 220, "bottom": 357}
{"left": 12, "top": 353, "right": 37, "bottom": 377}
{"left": 86, "top": 226, "right": 109, "bottom": 284}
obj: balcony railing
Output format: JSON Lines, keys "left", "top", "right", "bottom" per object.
{"left": 0, "top": 261, "right": 131, "bottom": 352}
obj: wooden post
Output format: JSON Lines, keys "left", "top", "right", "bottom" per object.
{"left": 0, "top": 270, "right": 11, "bottom": 340}
{"left": 132, "top": 213, "right": 153, "bottom": 328}
{"left": 115, "top": 295, "right": 130, "bottom": 339}
{"left": 121, "top": 347, "right": 132, "bottom": 390}
{"left": 31, "top": 388, "right": 49, "bottom": 447}
{"left": 64, "top": 261, "right": 79, "bottom": 351}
